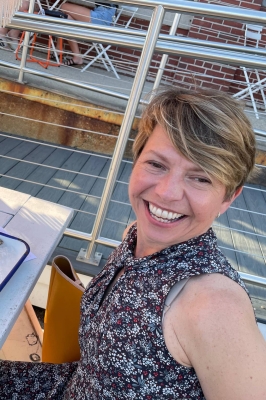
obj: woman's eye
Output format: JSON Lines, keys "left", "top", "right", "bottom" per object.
{"left": 193, "top": 177, "right": 211, "bottom": 184}
{"left": 147, "top": 161, "right": 164, "bottom": 169}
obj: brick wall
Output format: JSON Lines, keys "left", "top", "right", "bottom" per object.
{"left": 161, "top": 0, "right": 264, "bottom": 93}
{"left": 101, "top": 0, "right": 264, "bottom": 94}
{"left": 226, "top": 0, "right": 266, "bottom": 102}
{"left": 38, "top": 0, "right": 265, "bottom": 96}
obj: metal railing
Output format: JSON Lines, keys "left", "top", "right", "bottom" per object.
{"left": 1, "top": 0, "right": 266, "bottom": 294}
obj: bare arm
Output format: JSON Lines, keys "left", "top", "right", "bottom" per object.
{"left": 166, "top": 274, "right": 266, "bottom": 400}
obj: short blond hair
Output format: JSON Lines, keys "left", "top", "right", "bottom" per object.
{"left": 133, "top": 87, "right": 257, "bottom": 199}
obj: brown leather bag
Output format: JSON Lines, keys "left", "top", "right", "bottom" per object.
{"left": 42, "top": 256, "right": 84, "bottom": 364}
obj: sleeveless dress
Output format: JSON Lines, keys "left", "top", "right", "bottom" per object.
{"left": 0, "top": 226, "right": 250, "bottom": 399}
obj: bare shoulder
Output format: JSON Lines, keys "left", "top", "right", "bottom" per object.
{"left": 167, "top": 273, "right": 258, "bottom": 352}
{"left": 180, "top": 273, "right": 255, "bottom": 321}
{"left": 175, "top": 273, "right": 261, "bottom": 354}
{"left": 166, "top": 273, "right": 266, "bottom": 399}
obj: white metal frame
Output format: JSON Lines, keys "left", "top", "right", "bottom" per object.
{"left": 17, "top": 0, "right": 67, "bottom": 63}
{"left": 235, "top": 24, "right": 266, "bottom": 119}
{"left": 81, "top": 6, "right": 139, "bottom": 78}
{"left": 37, "top": 0, "right": 67, "bottom": 64}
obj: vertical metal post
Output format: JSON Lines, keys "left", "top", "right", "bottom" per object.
{"left": 78, "top": 5, "right": 165, "bottom": 264}
{"left": 17, "top": 0, "right": 35, "bottom": 83}
{"left": 153, "top": 13, "right": 181, "bottom": 90}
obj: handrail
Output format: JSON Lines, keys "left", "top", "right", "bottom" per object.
{"left": 11, "top": 11, "right": 266, "bottom": 57}
{"left": 239, "top": 272, "right": 266, "bottom": 289}
{"left": 7, "top": 17, "right": 266, "bottom": 70}
{"left": 9, "top": 0, "right": 266, "bottom": 22}
{"left": 10, "top": 11, "right": 266, "bottom": 60}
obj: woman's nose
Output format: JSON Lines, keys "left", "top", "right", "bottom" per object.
{"left": 154, "top": 174, "right": 184, "bottom": 201}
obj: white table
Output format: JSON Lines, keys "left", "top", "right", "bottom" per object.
{"left": 0, "top": 187, "right": 73, "bottom": 347}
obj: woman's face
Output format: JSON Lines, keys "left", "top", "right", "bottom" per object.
{"left": 129, "top": 124, "right": 240, "bottom": 258}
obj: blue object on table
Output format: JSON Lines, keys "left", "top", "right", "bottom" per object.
{"left": 0, "top": 233, "right": 30, "bottom": 291}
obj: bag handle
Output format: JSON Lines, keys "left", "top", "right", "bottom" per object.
{"left": 52, "top": 255, "right": 85, "bottom": 291}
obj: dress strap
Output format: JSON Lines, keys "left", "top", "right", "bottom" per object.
{"left": 163, "top": 278, "right": 190, "bottom": 322}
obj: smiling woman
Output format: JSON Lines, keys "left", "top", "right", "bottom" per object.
{"left": 129, "top": 124, "right": 240, "bottom": 258}
{"left": 134, "top": 87, "right": 256, "bottom": 199}
{"left": 129, "top": 88, "right": 256, "bottom": 258}
{"left": 1, "top": 87, "right": 266, "bottom": 400}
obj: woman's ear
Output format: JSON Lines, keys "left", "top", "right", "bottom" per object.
{"left": 231, "top": 186, "right": 243, "bottom": 201}
{"left": 220, "top": 186, "right": 243, "bottom": 215}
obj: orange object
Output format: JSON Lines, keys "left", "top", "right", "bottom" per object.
{"left": 15, "top": 32, "right": 63, "bottom": 68}
{"left": 42, "top": 255, "right": 84, "bottom": 363}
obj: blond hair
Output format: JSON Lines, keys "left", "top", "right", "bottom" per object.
{"left": 133, "top": 87, "right": 256, "bottom": 199}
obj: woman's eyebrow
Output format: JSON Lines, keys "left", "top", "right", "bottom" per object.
{"left": 146, "top": 150, "right": 169, "bottom": 163}
{"left": 146, "top": 150, "right": 206, "bottom": 173}
{"left": 189, "top": 167, "right": 207, "bottom": 173}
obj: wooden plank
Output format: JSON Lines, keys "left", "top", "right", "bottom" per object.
{"left": 101, "top": 161, "right": 132, "bottom": 242}
{"left": 15, "top": 147, "right": 73, "bottom": 196}
{"left": 36, "top": 151, "right": 90, "bottom": 203}
{"left": 0, "top": 140, "right": 38, "bottom": 176}
{"left": 261, "top": 185, "right": 266, "bottom": 202}
{"left": 59, "top": 156, "right": 110, "bottom": 252}
{"left": 102, "top": 161, "right": 132, "bottom": 240}
{"left": 58, "top": 154, "right": 110, "bottom": 256}
{"left": 0, "top": 133, "right": 8, "bottom": 143}
{"left": 111, "top": 161, "right": 131, "bottom": 202}
{"left": 0, "top": 143, "right": 55, "bottom": 191}
{"left": 67, "top": 158, "right": 110, "bottom": 229}
{"left": 212, "top": 210, "right": 238, "bottom": 269}
{"left": 58, "top": 154, "right": 109, "bottom": 209}
{"left": 0, "top": 136, "right": 22, "bottom": 156}
{"left": 242, "top": 184, "right": 266, "bottom": 266}
{"left": 227, "top": 192, "right": 265, "bottom": 277}
{"left": 60, "top": 159, "right": 129, "bottom": 259}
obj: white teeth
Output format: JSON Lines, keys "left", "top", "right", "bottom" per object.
{"left": 148, "top": 203, "right": 183, "bottom": 222}
{"left": 161, "top": 210, "right": 168, "bottom": 219}
{"left": 155, "top": 208, "right": 162, "bottom": 217}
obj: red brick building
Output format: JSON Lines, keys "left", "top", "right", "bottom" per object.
{"left": 106, "top": 0, "right": 266, "bottom": 96}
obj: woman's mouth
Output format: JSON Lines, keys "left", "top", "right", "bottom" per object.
{"left": 148, "top": 202, "right": 185, "bottom": 224}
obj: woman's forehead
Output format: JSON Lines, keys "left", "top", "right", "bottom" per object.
{"left": 142, "top": 126, "right": 200, "bottom": 166}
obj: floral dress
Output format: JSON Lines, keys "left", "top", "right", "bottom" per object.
{"left": 0, "top": 226, "right": 249, "bottom": 399}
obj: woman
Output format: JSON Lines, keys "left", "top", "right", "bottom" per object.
{"left": 59, "top": 2, "right": 117, "bottom": 66}
{"left": 0, "top": 1, "right": 33, "bottom": 50}
{"left": 1, "top": 87, "right": 266, "bottom": 399}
